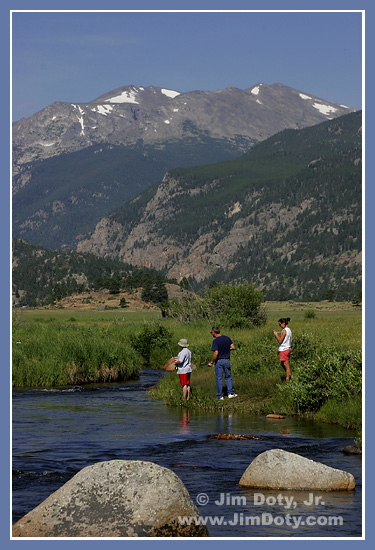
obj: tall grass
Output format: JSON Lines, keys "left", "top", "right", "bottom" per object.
{"left": 12, "top": 305, "right": 362, "bottom": 431}
{"left": 149, "top": 311, "right": 362, "bottom": 430}
{"left": 12, "top": 316, "right": 142, "bottom": 387}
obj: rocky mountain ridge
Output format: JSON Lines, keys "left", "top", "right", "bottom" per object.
{"left": 13, "top": 82, "right": 355, "bottom": 177}
{"left": 76, "top": 111, "right": 362, "bottom": 300}
{"left": 12, "top": 83, "right": 358, "bottom": 282}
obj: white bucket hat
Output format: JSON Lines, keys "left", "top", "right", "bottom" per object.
{"left": 178, "top": 338, "right": 189, "bottom": 347}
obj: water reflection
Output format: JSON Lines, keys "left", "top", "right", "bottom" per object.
{"left": 179, "top": 411, "right": 190, "bottom": 435}
{"left": 216, "top": 412, "right": 233, "bottom": 434}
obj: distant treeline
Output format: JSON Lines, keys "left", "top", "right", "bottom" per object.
{"left": 12, "top": 238, "right": 169, "bottom": 307}
{"left": 13, "top": 237, "right": 361, "bottom": 308}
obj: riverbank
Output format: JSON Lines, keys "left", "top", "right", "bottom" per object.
{"left": 149, "top": 367, "right": 362, "bottom": 431}
{"left": 12, "top": 302, "right": 362, "bottom": 434}
{"left": 150, "top": 302, "right": 362, "bottom": 433}
{"left": 12, "top": 314, "right": 142, "bottom": 387}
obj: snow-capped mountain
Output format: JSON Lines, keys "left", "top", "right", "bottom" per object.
{"left": 12, "top": 83, "right": 357, "bottom": 251}
{"left": 13, "top": 83, "right": 355, "bottom": 169}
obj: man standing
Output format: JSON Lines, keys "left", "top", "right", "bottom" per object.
{"left": 208, "top": 326, "right": 237, "bottom": 400}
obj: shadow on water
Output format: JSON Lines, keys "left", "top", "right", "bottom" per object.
{"left": 12, "top": 368, "right": 362, "bottom": 537}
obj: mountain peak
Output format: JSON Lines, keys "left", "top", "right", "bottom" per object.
{"left": 90, "top": 85, "right": 181, "bottom": 105}
{"left": 13, "top": 82, "right": 356, "bottom": 170}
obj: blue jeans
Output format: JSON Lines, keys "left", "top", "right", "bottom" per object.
{"left": 215, "top": 359, "right": 234, "bottom": 398}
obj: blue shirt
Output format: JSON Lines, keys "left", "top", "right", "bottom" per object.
{"left": 211, "top": 335, "right": 232, "bottom": 360}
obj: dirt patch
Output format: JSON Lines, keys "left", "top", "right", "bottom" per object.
{"left": 42, "top": 283, "right": 189, "bottom": 311}
{"left": 44, "top": 289, "right": 158, "bottom": 311}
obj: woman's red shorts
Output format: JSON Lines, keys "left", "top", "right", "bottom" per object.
{"left": 179, "top": 373, "right": 191, "bottom": 386}
{"left": 279, "top": 349, "right": 291, "bottom": 362}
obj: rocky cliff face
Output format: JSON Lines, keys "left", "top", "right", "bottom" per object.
{"left": 77, "top": 174, "right": 188, "bottom": 273}
{"left": 75, "top": 175, "right": 317, "bottom": 282}
{"left": 77, "top": 111, "right": 362, "bottom": 295}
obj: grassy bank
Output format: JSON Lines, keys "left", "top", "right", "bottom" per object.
{"left": 150, "top": 302, "right": 362, "bottom": 431}
{"left": 12, "top": 313, "right": 144, "bottom": 387}
{"left": 12, "top": 303, "right": 362, "bottom": 433}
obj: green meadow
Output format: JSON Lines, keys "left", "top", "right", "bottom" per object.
{"left": 12, "top": 301, "right": 362, "bottom": 434}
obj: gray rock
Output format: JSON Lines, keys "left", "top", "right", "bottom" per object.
{"left": 239, "top": 449, "right": 355, "bottom": 491}
{"left": 12, "top": 460, "right": 209, "bottom": 537}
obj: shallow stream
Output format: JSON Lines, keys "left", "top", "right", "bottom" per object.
{"left": 12, "top": 369, "right": 362, "bottom": 537}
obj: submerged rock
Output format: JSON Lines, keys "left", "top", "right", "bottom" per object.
{"left": 12, "top": 460, "right": 209, "bottom": 537}
{"left": 208, "top": 434, "right": 262, "bottom": 440}
{"left": 239, "top": 449, "right": 355, "bottom": 491}
{"left": 342, "top": 445, "right": 362, "bottom": 455}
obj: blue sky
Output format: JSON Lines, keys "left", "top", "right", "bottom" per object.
{"left": 11, "top": 10, "right": 363, "bottom": 121}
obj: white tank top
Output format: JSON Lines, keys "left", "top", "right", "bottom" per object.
{"left": 278, "top": 327, "right": 292, "bottom": 351}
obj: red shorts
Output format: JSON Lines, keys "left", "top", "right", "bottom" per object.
{"left": 179, "top": 373, "right": 191, "bottom": 386}
{"left": 279, "top": 349, "right": 291, "bottom": 362}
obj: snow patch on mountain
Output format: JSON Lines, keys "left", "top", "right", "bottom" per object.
{"left": 161, "top": 89, "right": 180, "bottom": 98}
{"left": 312, "top": 103, "right": 337, "bottom": 116}
{"left": 299, "top": 93, "right": 312, "bottom": 100}
{"left": 77, "top": 116, "right": 85, "bottom": 135}
{"left": 298, "top": 93, "right": 339, "bottom": 117}
{"left": 92, "top": 105, "right": 113, "bottom": 116}
{"left": 105, "top": 90, "right": 139, "bottom": 104}
{"left": 72, "top": 104, "right": 85, "bottom": 135}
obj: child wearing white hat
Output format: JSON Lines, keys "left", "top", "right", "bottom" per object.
{"left": 174, "top": 339, "right": 192, "bottom": 400}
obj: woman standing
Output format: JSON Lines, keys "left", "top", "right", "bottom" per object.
{"left": 273, "top": 317, "right": 292, "bottom": 381}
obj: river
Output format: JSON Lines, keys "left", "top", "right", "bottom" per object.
{"left": 12, "top": 368, "right": 362, "bottom": 537}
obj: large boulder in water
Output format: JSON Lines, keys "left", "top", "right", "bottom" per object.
{"left": 12, "top": 460, "right": 208, "bottom": 537}
{"left": 239, "top": 449, "right": 355, "bottom": 491}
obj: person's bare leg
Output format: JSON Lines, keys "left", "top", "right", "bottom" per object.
{"left": 282, "top": 360, "right": 290, "bottom": 381}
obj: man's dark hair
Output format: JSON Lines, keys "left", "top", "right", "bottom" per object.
{"left": 211, "top": 326, "right": 220, "bottom": 334}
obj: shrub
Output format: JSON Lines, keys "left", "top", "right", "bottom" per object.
{"left": 162, "top": 283, "right": 266, "bottom": 328}
{"left": 160, "top": 295, "right": 210, "bottom": 323}
{"left": 354, "top": 428, "right": 362, "bottom": 449}
{"left": 290, "top": 332, "right": 318, "bottom": 362}
{"left": 304, "top": 310, "right": 316, "bottom": 320}
{"left": 278, "top": 336, "right": 362, "bottom": 413}
{"left": 206, "top": 283, "right": 266, "bottom": 328}
{"left": 130, "top": 324, "right": 173, "bottom": 364}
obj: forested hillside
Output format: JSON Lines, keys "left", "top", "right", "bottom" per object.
{"left": 13, "top": 136, "right": 243, "bottom": 250}
{"left": 12, "top": 238, "right": 170, "bottom": 307}
{"left": 77, "top": 111, "right": 362, "bottom": 301}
